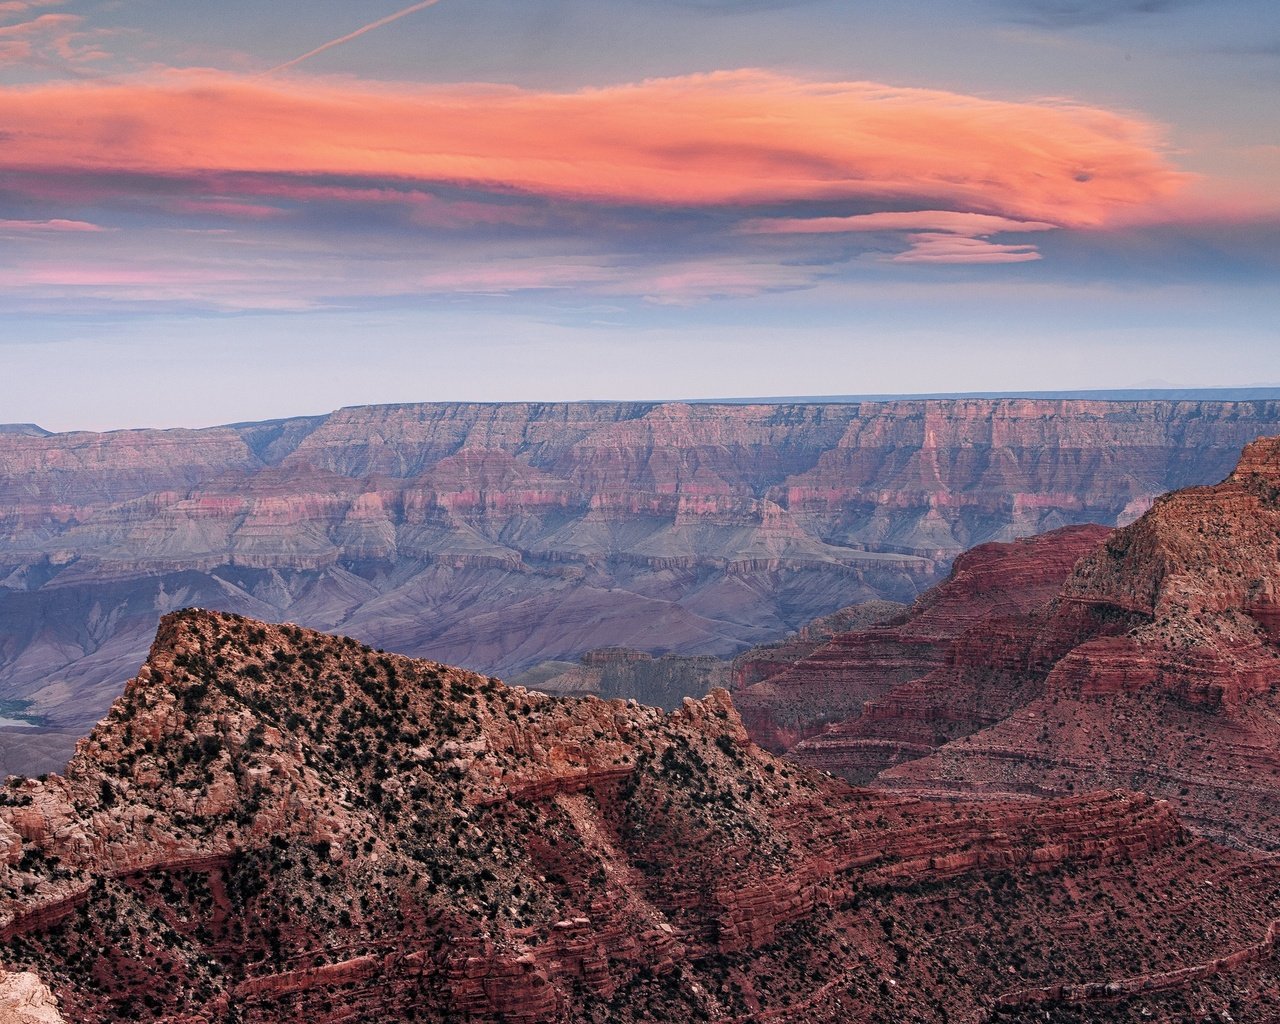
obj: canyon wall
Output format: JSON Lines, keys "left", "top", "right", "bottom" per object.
{"left": 3, "top": 609, "right": 1279, "bottom": 1022}
{"left": 740, "top": 435, "right": 1280, "bottom": 852}
{"left": 3, "top": 398, "right": 1279, "bottom": 773}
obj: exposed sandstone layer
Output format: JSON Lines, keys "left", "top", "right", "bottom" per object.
{"left": 3, "top": 398, "right": 1278, "bottom": 775}
{"left": 0, "top": 971, "right": 64, "bottom": 1024}
{"left": 1, "top": 610, "right": 1279, "bottom": 1021}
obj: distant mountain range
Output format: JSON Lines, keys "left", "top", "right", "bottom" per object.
{"left": 692, "top": 386, "right": 1280, "bottom": 404}
{"left": 4, "top": 396, "right": 1280, "bottom": 777}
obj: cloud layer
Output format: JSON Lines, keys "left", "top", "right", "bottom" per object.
{"left": 0, "top": 68, "right": 1187, "bottom": 225}
{"left": 742, "top": 209, "right": 1061, "bottom": 262}
{"left": 0, "top": 66, "right": 1225, "bottom": 307}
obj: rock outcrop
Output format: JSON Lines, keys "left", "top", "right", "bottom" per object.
{"left": 873, "top": 436, "right": 1280, "bottom": 849}
{"left": 1, "top": 610, "right": 1280, "bottom": 1021}
{"left": 732, "top": 524, "right": 1111, "bottom": 753}
{"left": 0, "top": 971, "right": 65, "bottom": 1024}
{"left": 744, "top": 436, "right": 1280, "bottom": 851}
{"left": 3, "top": 398, "right": 1279, "bottom": 776}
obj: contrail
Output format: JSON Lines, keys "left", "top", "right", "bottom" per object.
{"left": 265, "top": 0, "right": 445, "bottom": 75}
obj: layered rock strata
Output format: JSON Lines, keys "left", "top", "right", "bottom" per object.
{"left": 1, "top": 611, "right": 1279, "bottom": 1020}
{"left": 3, "top": 398, "right": 1278, "bottom": 776}
{"left": 744, "top": 436, "right": 1280, "bottom": 850}
{"left": 733, "top": 524, "right": 1111, "bottom": 753}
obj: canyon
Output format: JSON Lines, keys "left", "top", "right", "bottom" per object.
{"left": 2, "top": 608, "right": 1280, "bottom": 1022}
{"left": 3, "top": 434, "right": 1280, "bottom": 1019}
{"left": 4, "top": 397, "right": 1280, "bottom": 777}
{"left": 738, "top": 434, "right": 1280, "bottom": 851}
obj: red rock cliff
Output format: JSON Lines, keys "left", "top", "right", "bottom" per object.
{"left": 753, "top": 437, "right": 1280, "bottom": 852}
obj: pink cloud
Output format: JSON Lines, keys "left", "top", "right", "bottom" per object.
{"left": 0, "top": 13, "right": 76, "bottom": 40}
{"left": 0, "top": 9, "right": 113, "bottom": 67}
{"left": 744, "top": 208, "right": 1061, "bottom": 264}
{"left": 742, "top": 210, "right": 1059, "bottom": 234}
{"left": 415, "top": 255, "right": 817, "bottom": 303}
{"left": 0, "top": 69, "right": 1190, "bottom": 226}
{"left": 214, "top": 180, "right": 549, "bottom": 228}
{"left": 889, "top": 234, "right": 1043, "bottom": 264}
{"left": 0, "top": 0, "right": 64, "bottom": 15}
{"left": 17, "top": 268, "right": 211, "bottom": 286}
{"left": 167, "top": 198, "right": 286, "bottom": 221}
{"left": 2, "top": 259, "right": 325, "bottom": 309}
{"left": 0, "top": 11, "right": 73, "bottom": 62}
{"left": 0, "top": 217, "right": 106, "bottom": 232}
{"left": 621, "top": 260, "right": 819, "bottom": 304}
{"left": 418, "top": 261, "right": 612, "bottom": 293}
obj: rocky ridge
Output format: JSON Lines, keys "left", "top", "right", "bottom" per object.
{"left": 741, "top": 436, "right": 1280, "bottom": 850}
{"left": 3, "top": 397, "right": 1279, "bottom": 778}
{"left": 1, "top": 610, "right": 1279, "bottom": 1020}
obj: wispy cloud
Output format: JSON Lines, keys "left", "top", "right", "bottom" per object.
{"left": 0, "top": 0, "right": 65, "bottom": 14}
{"left": 741, "top": 211, "right": 1059, "bottom": 235}
{"left": 0, "top": 11, "right": 74, "bottom": 62}
{"left": 742, "top": 209, "right": 1059, "bottom": 263}
{"left": 651, "top": 0, "right": 823, "bottom": 9}
{"left": 1000, "top": 0, "right": 1201, "bottom": 28}
{"left": 415, "top": 254, "right": 818, "bottom": 303}
{"left": 0, "top": 217, "right": 106, "bottom": 232}
{"left": 0, "top": 7, "right": 115, "bottom": 68}
{"left": 889, "top": 234, "right": 1043, "bottom": 264}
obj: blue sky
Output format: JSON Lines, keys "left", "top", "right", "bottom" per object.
{"left": 1, "top": 0, "right": 1276, "bottom": 429}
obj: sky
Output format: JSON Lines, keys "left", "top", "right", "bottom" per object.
{"left": 1, "top": 0, "right": 1277, "bottom": 431}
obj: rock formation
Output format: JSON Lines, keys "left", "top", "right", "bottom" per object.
{"left": 733, "top": 524, "right": 1111, "bottom": 753}
{"left": 745, "top": 436, "right": 1280, "bottom": 851}
{"left": 509, "top": 600, "right": 907, "bottom": 715}
{"left": 3, "top": 398, "right": 1279, "bottom": 777}
{"left": 2, "top": 610, "right": 1280, "bottom": 1021}
{"left": 0, "top": 971, "right": 64, "bottom": 1024}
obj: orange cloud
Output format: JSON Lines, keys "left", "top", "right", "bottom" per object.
{"left": 0, "top": 69, "right": 1188, "bottom": 226}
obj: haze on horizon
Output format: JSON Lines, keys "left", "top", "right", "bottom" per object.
{"left": 1, "top": 0, "right": 1277, "bottom": 432}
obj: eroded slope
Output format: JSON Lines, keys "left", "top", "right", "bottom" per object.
{"left": 0, "top": 612, "right": 1278, "bottom": 1021}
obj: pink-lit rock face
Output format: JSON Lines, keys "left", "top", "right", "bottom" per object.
{"left": 732, "top": 524, "right": 1114, "bottom": 753}
{"left": 2, "top": 398, "right": 1277, "bottom": 777}
{"left": 746, "top": 436, "right": 1280, "bottom": 850}
{"left": 4, "top": 609, "right": 1280, "bottom": 1023}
